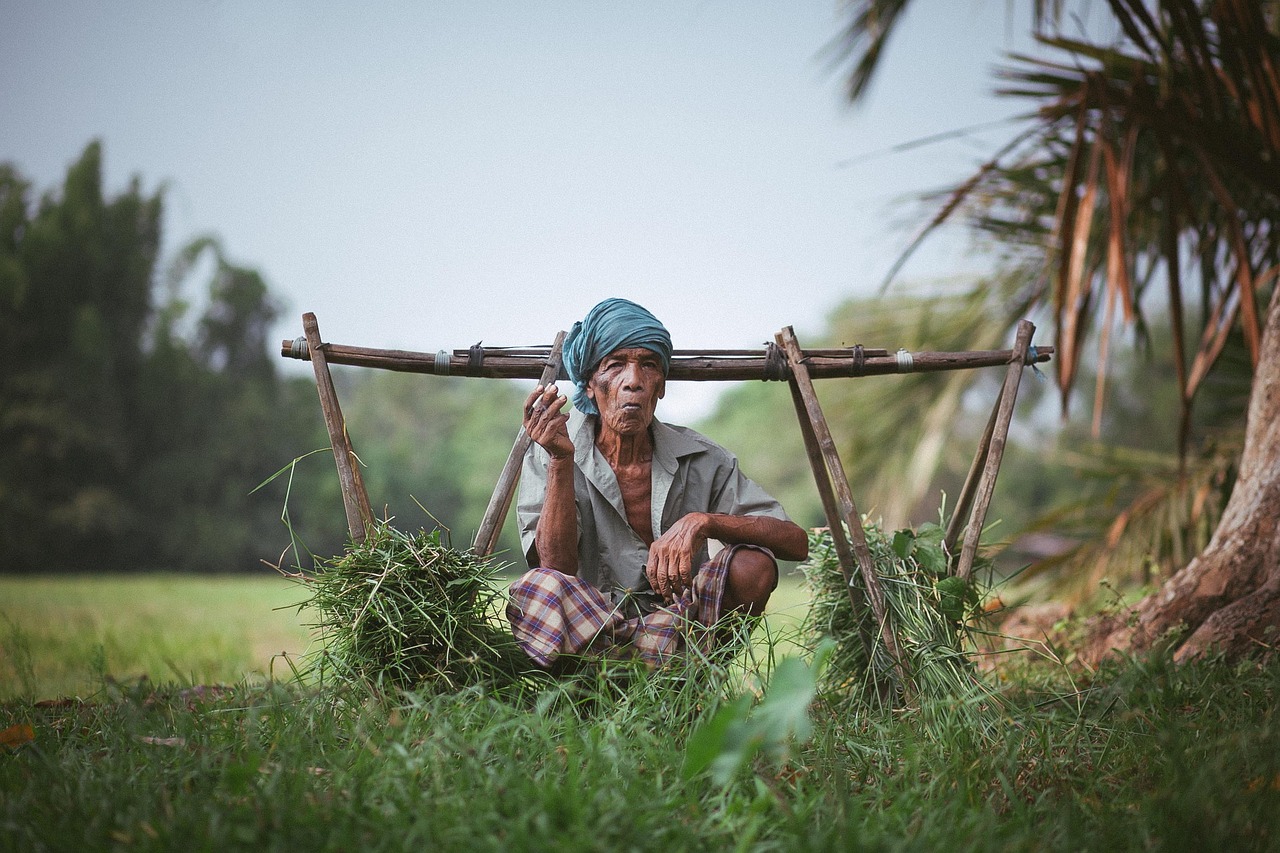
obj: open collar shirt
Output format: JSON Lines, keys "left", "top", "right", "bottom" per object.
{"left": 517, "top": 409, "right": 791, "bottom": 615}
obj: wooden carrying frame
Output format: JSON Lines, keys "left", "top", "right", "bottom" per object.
{"left": 285, "top": 312, "right": 1049, "bottom": 687}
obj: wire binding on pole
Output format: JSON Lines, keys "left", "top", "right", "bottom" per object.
{"left": 762, "top": 342, "right": 788, "bottom": 381}
{"left": 434, "top": 350, "right": 451, "bottom": 375}
{"left": 895, "top": 349, "right": 914, "bottom": 373}
{"left": 290, "top": 337, "right": 308, "bottom": 359}
{"left": 850, "top": 344, "right": 865, "bottom": 376}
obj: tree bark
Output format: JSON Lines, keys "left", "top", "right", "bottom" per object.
{"left": 1085, "top": 288, "right": 1280, "bottom": 664}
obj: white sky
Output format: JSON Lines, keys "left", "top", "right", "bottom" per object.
{"left": 2, "top": 1, "right": 1038, "bottom": 421}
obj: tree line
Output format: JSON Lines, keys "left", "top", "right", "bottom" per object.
{"left": 0, "top": 142, "right": 530, "bottom": 574}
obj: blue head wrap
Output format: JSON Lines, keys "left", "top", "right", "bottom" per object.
{"left": 562, "top": 298, "right": 673, "bottom": 415}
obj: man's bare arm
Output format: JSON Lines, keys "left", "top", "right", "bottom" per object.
{"left": 524, "top": 385, "right": 578, "bottom": 575}
{"left": 646, "top": 512, "right": 808, "bottom": 601}
{"left": 701, "top": 513, "right": 809, "bottom": 560}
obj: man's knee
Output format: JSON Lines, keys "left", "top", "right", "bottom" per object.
{"left": 520, "top": 566, "right": 570, "bottom": 585}
{"left": 723, "top": 546, "right": 778, "bottom": 616}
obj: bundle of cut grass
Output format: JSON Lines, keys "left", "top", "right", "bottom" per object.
{"left": 296, "top": 521, "right": 541, "bottom": 694}
{"left": 800, "top": 519, "right": 1002, "bottom": 721}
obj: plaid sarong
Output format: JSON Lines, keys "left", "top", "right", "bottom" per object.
{"left": 507, "top": 545, "right": 754, "bottom": 668}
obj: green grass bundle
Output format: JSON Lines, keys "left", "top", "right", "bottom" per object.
{"left": 800, "top": 520, "right": 1001, "bottom": 720}
{"left": 296, "top": 521, "right": 540, "bottom": 694}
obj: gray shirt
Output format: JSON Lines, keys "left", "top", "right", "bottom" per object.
{"left": 517, "top": 409, "right": 791, "bottom": 614}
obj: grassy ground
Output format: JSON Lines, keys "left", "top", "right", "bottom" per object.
{"left": 0, "top": 574, "right": 315, "bottom": 701}
{"left": 2, "top": 574, "right": 1278, "bottom": 851}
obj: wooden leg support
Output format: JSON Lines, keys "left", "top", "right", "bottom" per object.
{"left": 783, "top": 372, "right": 878, "bottom": 659}
{"left": 303, "top": 312, "right": 375, "bottom": 544}
{"left": 471, "top": 331, "right": 567, "bottom": 558}
{"left": 777, "top": 326, "right": 908, "bottom": 696}
{"left": 943, "top": 389, "right": 1002, "bottom": 558}
{"left": 947, "top": 319, "right": 1037, "bottom": 582}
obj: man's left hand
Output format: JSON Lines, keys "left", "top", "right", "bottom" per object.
{"left": 646, "top": 513, "right": 708, "bottom": 602}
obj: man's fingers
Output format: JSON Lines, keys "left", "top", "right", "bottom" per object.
{"left": 647, "top": 562, "right": 666, "bottom": 599}
{"left": 524, "top": 385, "right": 565, "bottom": 420}
{"left": 676, "top": 557, "right": 693, "bottom": 597}
{"left": 650, "top": 556, "right": 678, "bottom": 602}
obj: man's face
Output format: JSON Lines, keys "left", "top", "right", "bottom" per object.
{"left": 586, "top": 347, "right": 666, "bottom": 437}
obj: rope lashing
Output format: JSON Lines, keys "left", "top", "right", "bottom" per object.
{"left": 849, "top": 344, "right": 865, "bottom": 376}
{"left": 1024, "top": 344, "right": 1046, "bottom": 380}
{"left": 895, "top": 348, "right": 914, "bottom": 373}
{"left": 434, "top": 350, "right": 451, "bottom": 375}
{"left": 290, "top": 337, "right": 308, "bottom": 359}
{"left": 468, "top": 342, "right": 485, "bottom": 370}
{"left": 762, "top": 342, "right": 789, "bottom": 381}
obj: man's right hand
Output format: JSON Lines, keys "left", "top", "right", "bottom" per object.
{"left": 524, "top": 384, "right": 573, "bottom": 460}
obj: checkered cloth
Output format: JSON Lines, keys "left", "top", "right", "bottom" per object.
{"left": 506, "top": 545, "right": 747, "bottom": 668}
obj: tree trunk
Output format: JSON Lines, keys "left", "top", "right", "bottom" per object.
{"left": 1084, "top": 288, "right": 1280, "bottom": 664}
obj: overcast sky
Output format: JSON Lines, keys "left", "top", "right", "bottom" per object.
{"left": 3, "top": 1, "right": 1038, "bottom": 419}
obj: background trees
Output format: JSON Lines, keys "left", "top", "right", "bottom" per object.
{"left": 0, "top": 142, "right": 162, "bottom": 571}
{"left": 0, "top": 143, "right": 528, "bottom": 574}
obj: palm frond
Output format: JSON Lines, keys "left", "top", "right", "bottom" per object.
{"left": 829, "top": 0, "right": 916, "bottom": 103}
{"left": 1007, "top": 431, "right": 1239, "bottom": 605}
{"left": 947, "top": 0, "right": 1280, "bottom": 436}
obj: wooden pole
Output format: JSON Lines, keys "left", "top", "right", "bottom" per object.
{"left": 954, "top": 320, "right": 1037, "bottom": 582}
{"left": 303, "top": 312, "right": 375, "bottom": 543}
{"left": 943, "top": 390, "right": 1002, "bottom": 558}
{"left": 777, "top": 326, "right": 908, "bottom": 693}
{"left": 472, "top": 330, "right": 567, "bottom": 558}
{"left": 784, "top": 368, "right": 878, "bottom": 659}
{"left": 281, "top": 337, "right": 1052, "bottom": 382}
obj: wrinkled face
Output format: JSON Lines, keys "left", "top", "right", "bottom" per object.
{"left": 586, "top": 347, "right": 666, "bottom": 437}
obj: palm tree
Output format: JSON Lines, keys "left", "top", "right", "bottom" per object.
{"left": 836, "top": 0, "right": 1280, "bottom": 661}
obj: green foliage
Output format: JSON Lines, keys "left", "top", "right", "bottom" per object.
{"left": 167, "top": 235, "right": 281, "bottom": 380}
{"left": 0, "top": 142, "right": 162, "bottom": 570}
{"left": 827, "top": 0, "right": 1280, "bottom": 619}
{"left": 0, "top": 143, "right": 327, "bottom": 573}
{"left": 684, "top": 640, "right": 832, "bottom": 784}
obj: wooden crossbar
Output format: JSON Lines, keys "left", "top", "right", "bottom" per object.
{"left": 280, "top": 337, "right": 1052, "bottom": 382}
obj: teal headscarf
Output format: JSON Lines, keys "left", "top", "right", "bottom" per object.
{"left": 562, "top": 298, "right": 673, "bottom": 415}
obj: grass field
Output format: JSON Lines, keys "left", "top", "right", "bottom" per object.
{"left": 0, "top": 573, "right": 813, "bottom": 701}
{"left": 0, "top": 574, "right": 316, "bottom": 701}
{"left": 2, "top": 573, "right": 1278, "bottom": 851}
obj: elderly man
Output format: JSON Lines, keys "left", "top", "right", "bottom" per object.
{"left": 506, "top": 298, "right": 808, "bottom": 669}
